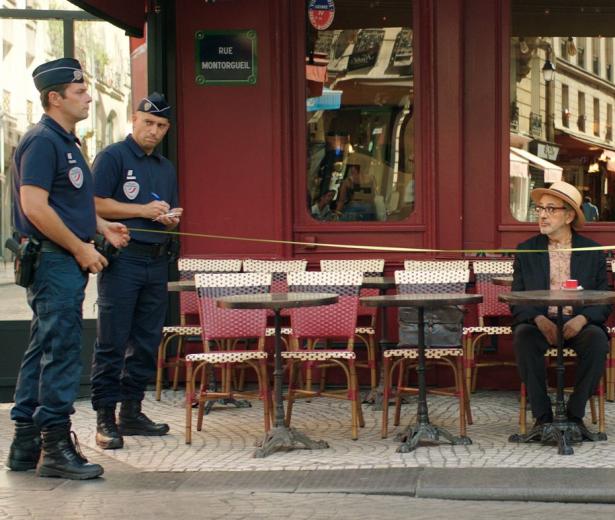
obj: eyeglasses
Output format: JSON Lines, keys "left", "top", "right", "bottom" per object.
{"left": 534, "top": 205, "right": 567, "bottom": 216}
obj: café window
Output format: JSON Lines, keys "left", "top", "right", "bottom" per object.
{"left": 305, "top": 1, "right": 415, "bottom": 222}
{"left": 510, "top": 1, "right": 615, "bottom": 223}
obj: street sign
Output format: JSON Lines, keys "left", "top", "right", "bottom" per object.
{"left": 195, "top": 30, "right": 257, "bottom": 86}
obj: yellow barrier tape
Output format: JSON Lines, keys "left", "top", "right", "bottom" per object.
{"left": 127, "top": 228, "right": 615, "bottom": 255}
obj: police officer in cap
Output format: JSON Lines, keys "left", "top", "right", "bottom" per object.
{"left": 7, "top": 58, "right": 130, "bottom": 479}
{"left": 90, "top": 92, "right": 182, "bottom": 449}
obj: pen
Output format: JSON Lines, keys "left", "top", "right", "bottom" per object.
{"left": 151, "top": 192, "right": 161, "bottom": 200}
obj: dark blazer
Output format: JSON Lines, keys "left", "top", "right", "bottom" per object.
{"left": 511, "top": 232, "right": 611, "bottom": 328}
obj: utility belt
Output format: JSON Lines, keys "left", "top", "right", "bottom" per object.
{"left": 123, "top": 240, "right": 170, "bottom": 258}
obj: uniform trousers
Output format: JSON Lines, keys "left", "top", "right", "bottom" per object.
{"left": 90, "top": 252, "right": 168, "bottom": 410}
{"left": 513, "top": 321, "right": 608, "bottom": 420}
{"left": 11, "top": 251, "right": 88, "bottom": 428}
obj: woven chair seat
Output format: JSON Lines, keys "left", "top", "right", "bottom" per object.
{"left": 185, "top": 351, "right": 268, "bottom": 364}
{"left": 282, "top": 350, "right": 356, "bottom": 361}
{"left": 355, "top": 326, "right": 375, "bottom": 335}
{"left": 384, "top": 347, "right": 464, "bottom": 359}
{"left": 162, "top": 326, "right": 202, "bottom": 335}
{"left": 265, "top": 327, "right": 293, "bottom": 336}
{"left": 463, "top": 326, "right": 512, "bottom": 335}
{"left": 545, "top": 348, "right": 576, "bottom": 357}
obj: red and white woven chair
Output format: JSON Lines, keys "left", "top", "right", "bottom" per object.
{"left": 320, "top": 259, "right": 385, "bottom": 393}
{"left": 283, "top": 271, "right": 365, "bottom": 440}
{"left": 184, "top": 272, "right": 272, "bottom": 444}
{"left": 464, "top": 260, "right": 516, "bottom": 393}
{"left": 382, "top": 269, "right": 472, "bottom": 439}
{"left": 156, "top": 258, "right": 242, "bottom": 401}
{"left": 404, "top": 260, "right": 470, "bottom": 271}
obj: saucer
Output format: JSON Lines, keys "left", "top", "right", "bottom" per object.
{"left": 561, "top": 286, "right": 583, "bottom": 291}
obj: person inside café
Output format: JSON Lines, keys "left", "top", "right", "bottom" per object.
{"left": 333, "top": 164, "right": 376, "bottom": 221}
{"left": 511, "top": 181, "right": 611, "bottom": 431}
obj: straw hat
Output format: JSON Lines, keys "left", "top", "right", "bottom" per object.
{"left": 531, "top": 181, "right": 585, "bottom": 229}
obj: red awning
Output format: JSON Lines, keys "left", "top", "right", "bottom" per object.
{"left": 68, "top": 1, "right": 146, "bottom": 37}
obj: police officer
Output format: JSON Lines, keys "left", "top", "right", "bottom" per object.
{"left": 7, "top": 58, "right": 129, "bottom": 479}
{"left": 90, "top": 92, "right": 183, "bottom": 450}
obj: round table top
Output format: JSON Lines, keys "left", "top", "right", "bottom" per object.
{"left": 499, "top": 290, "right": 615, "bottom": 306}
{"left": 216, "top": 292, "right": 338, "bottom": 310}
{"left": 492, "top": 276, "right": 513, "bottom": 287}
{"left": 360, "top": 276, "right": 395, "bottom": 290}
{"left": 360, "top": 293, "right": 482, "bottom": 308}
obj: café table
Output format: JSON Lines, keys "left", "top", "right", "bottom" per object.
{"left": 361, "top": 292, "right": 482, "bottom": 452}
{"left": 499, "top": 289, "right": 615, "bottom": 455}
{"left": 216, "top": 292, "right": 338, "bottom": 458}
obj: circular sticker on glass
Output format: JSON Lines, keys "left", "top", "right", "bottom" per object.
{"left": 308, "top": 0, "right": 335, "bottom": 31}
{"left": 68, "top": 167, "right": 83, "bottom": 189}
{"left": 123, "top": 181, "right": 140, "bottom": 200}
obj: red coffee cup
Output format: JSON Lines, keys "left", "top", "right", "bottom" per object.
{"left": 562, "top": 279, "right": 578, "bottom": 289}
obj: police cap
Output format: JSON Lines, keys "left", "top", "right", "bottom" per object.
{"left": 137, "top": 92, "right": 171, "bottom": 119}
{"left": 32, "top": 58, "right": 84, "bottom": 92}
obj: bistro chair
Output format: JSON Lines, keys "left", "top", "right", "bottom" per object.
{"left": 282, "top": 271, "right": 365, "bottom": 440}
{"left": 320, "top": 259, "right": 385, "bottom": 393}
{"left": 381, "top": 269, "right": 472, "bottom": 439}
{"left": 184, "top": 272, "right": 272, "bottom": 444}
{"left": 464, "top": 260, "right": 516, "bottom": 393}
{"left": 404, "top": 260, "right": 470, "bottom": 271}
{"left": 155, "top": 258, "right": 242, "bottom": 400}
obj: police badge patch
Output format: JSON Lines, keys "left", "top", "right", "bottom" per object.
{"left": 68, "top": 167, "right": 83, "bottom": 189}
{"left": 123, "top": 181, "right": 140, "bottom": 200}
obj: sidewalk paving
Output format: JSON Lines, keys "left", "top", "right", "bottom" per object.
{"left": 2, "top": 389, "right": 615, "bottom": 513}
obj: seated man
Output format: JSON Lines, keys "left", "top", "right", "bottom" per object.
{"left": 511, "top": 181, "right": 610, "bottom": 430}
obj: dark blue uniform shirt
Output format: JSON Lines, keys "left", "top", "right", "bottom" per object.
{"left": 11, "top": 114, "right": 97, "bottom": 241}
{"left": 92, "top": 134, "right": 178, "bottom": 244}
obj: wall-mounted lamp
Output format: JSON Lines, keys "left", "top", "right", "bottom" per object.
{"left": 542, "top": 59, "right": 556, "bottom": 82}
{"left": 566, "top": 37, "right": 577, "bottom": 57}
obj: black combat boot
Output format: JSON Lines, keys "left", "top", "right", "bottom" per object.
{"left": 118, "top": 400, "right": 169, "bottom": 436}
{"left": 96, "top": 406, "right": 124, "bottom": 449}
{"left": 6, "top": 421, "right": 41, "bottom": 471}
{"left": 38, "top": 423, "right": 104, "bottom": 480}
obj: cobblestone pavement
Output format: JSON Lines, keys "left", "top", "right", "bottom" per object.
{"left": 2, "top": 390, "right": 606, "bottom": 473}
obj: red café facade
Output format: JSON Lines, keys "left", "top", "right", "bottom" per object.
{"left": 69, "top": 1, "right": 615, "bottom": 387}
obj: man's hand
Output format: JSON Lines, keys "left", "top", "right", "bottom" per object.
{"left": 74, "top": 242, "right": 108, "bottom": 273}
{"left": 155, "top": 207, "right": 183, "bottom": 228}
{"left": 563, "top": 314, "right": 588, "bottom": 340}
{"left": 99, "top": 221, "right": 130, "bottom": 249}
{"left": 142, "top": 201, "right": 171, "bottom": 220}
{"left": 534, "top": 315, "right": 558, "bottom": 345}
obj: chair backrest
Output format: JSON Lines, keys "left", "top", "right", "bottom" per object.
{"left": 472, "top": 260, "right": 514, "bottom": 322}
{"left": 287, "top": 271, "right": 363, "bottom": 339}
{"left": 395, "top": 269, "right": 469, "bottom": 294}
{"left": 177, "top": 258, "right": 243, "bottom": 318}
{"left": 320, "top": 259, "right": 385, "bottom": 277}
{"left": 320, "top": 259, "right": 385, "bottom": 319}
{"left": 404, "top": 260, "right": 470, "bottom": 271}
{"left": 195, "top": 272, "right": 271, "bottom": 341}
{"left": 243, "top": 259, "right": 308, "bottom": 292}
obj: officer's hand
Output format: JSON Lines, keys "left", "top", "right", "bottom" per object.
{"left": 75, "top": 242, "right": 108, "bottom": 273}
{"left": 534, "top": 315, "right": 558, "bottom": 345}
{"left": 563, "top": 315, "right": 587, "bottom": 340}
{"left": 156, "top": 207, "right": 183, "bottom": 227}
{"left": 101, "top": 221, "right": 130, "bottom": 249}
{"left": 143, "top": 201, "right": 171, "bottom": 220}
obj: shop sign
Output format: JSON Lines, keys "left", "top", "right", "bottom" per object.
{"left": 529, "top": 140, "right": 560, "bottom": 161}
{"left": 195, "top": 30, "right": 257, "bottom": 86}
{"left": 308, "top": 0, "right": 335, "bottom": 31}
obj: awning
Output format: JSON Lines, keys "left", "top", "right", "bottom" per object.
{"left": 510, "top": 147, "right": 562, "bottom": 183}
{"left": 509, "top": 149, "right": 528, "bottom": 178}
{"left": 68, "top": 1, "right": 145, "bottom": 37}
